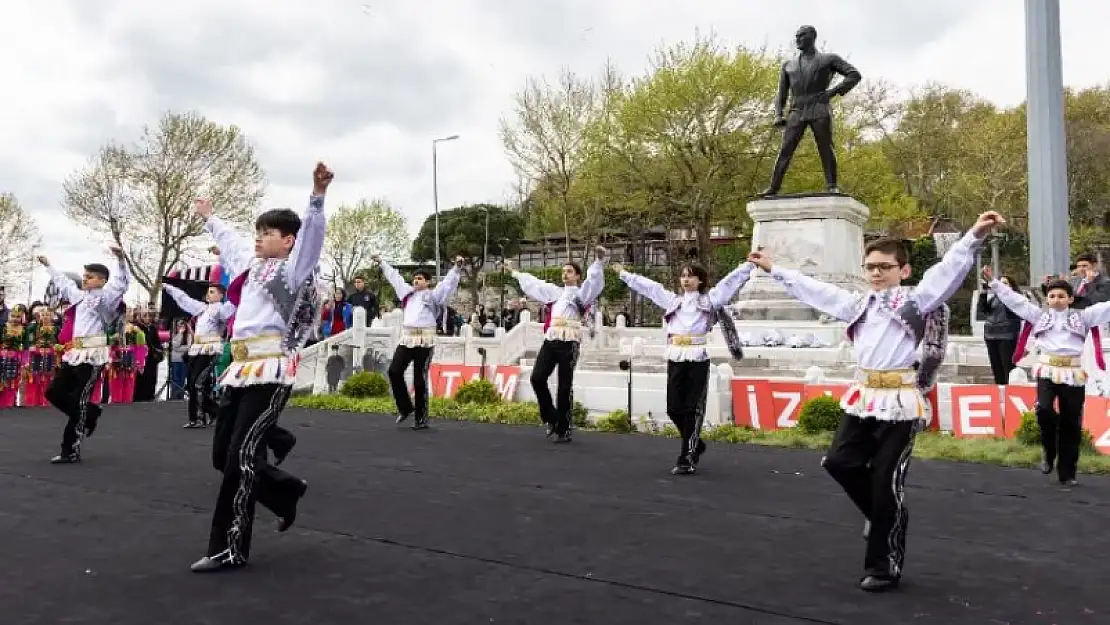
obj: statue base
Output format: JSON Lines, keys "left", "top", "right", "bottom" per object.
{"left": 735, "top": 194, "right": 869, "bottom": 321}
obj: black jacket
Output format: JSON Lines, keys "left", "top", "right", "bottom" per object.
{"left": 978, "top": 287, "right": 1022, "bottom": 341}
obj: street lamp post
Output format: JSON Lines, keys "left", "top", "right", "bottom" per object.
{"left": 432, "top": 134, "right": 460, "bottom": 280}
{"left": 498, "top": 238, "right": 509, "bottom": 326}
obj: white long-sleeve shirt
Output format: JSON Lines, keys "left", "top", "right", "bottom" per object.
{"left": 47, "top": 257, "right": 130, "bottom": 340}
{"left": 513, "top": 259, "right": 605, "bottom": 341}
{"left": 379, "top": 260, "right": 461, "bottom": 329}
{"left": 620, "top": 263, "right": 754, "bottom": 361}
{"left": 161, "top": 284, "right": 235, "bottom": 337}
{"left": 770, "top": 230, "right": 982, "bottom": 371}
{"left": 989, "top": 279, "right": 1110, "bottom": 356}
{"left": 205, "top": 194, "right": 326, "bottom": 341}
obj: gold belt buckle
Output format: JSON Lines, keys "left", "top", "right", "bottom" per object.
{"left": 672, "top": 336, "right": 692, "bottom": 346}
{"left": 1047, "top": 355, "right": 1074, "bottom": 367}
{"left": 231, "top": 341, "right": 249, "bottom": 362}
{"left": 865, "top": 371, "right": 904, "bottom": 389}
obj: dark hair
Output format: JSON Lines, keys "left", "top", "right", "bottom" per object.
{"left": 1075, "top": 252, "right": 1098, "bottom": 265}
{"left": 413, "top": 269, "right": 432, "bottom": 281}
{"left": 999, "top": 275, "right": 1016, "bottom": 287}
{"left": 209, "top": 283, "right": 227, "bottom": 295}
{"left": 84, "top": 263, "right": 110, "bottom": 280}
{"left": 563, "top": 262, "right": 583, "bottom": 278}
{"left": 680, "top": 262, "right": 709, "bottom": 294}
{"left": 863, "top": 238, "right": 909, "bottom": 266}
{"left": 1045, "top": 278, "right": 1073, "bottom": 297}
{"left": 255, "top": 208, "right": 302, "bottom": 238}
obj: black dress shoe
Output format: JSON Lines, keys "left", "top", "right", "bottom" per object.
{"left": 278, "top": 479, "right": 309, "bottom": 532}
{"left": 411, "top": 420, "right": 430, "bottom": 431}
{"left": 395, "top": 413, "right": 410, "bottom": 424}
{"left": 671, "top": 463, "right": 696, "bottom": 475}
{"left": 50, "top": 454, "right": 80, "bottom": 464}
{"left": 1060, "top": 478, "right": 1079, "bottom": 487}
{"left": 1041, "top": 455, "right": 1054, "bottom": 474}
{"left": 190, "top": 550, "right": 246, "bottom": 573}
{"left": 859, "top": 575, "right": 899, "bottom": 592}
{"left": 554, "top": 432, "right": 572, "bottom": 443}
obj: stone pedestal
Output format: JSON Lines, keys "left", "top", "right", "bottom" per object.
{"left": 735, "top": 194, "right": 869, "bottom": 321}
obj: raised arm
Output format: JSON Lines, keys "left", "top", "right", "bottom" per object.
{"left": 1081, "top": 301, "right": 1110, "bottom": 327}
{"left": 987, "top": 278, "right": 1042, "bottom": 323}
{"left": 285, "top": 163, "right": 333, "bottom": 288}
{"left": 617, "top": 268, "right": 677, "bottom": 311}
{"left": 203, "top": 217, "right": 253, "bottom": 278}
{"left": 100, "top": 251, "right": 130, "bottom": 308}
{"left": 767, "top": 266, "right": 860, "bottom": 321}
{"left": 911, "top": 229, "right": 986, "bottom": 314}
{"left": 377, "top": 258, "right": 413, "bottom": 301}
{"left": 42, "top": 261, "right": 84, "bottom": 305}
{"left": 161, "top": 284, "right": 206, "bottom": 317}
{"left": 510, "top": 266, "right": 562, "bottom": 304}
{"left": 576, "top": 254, "right": 607, "bottom": 306}
{"left": 432, "top": 262, "right": 463, "bottom": 306}
{"left": 707, "top": 263, "right": 755, "bottom": 308}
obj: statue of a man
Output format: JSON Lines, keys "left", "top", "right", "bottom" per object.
{"left": 761, "top": 25, "right": 861, "bottom": 197}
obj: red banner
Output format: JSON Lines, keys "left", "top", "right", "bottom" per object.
{"left": 429, "top": 364, "right": 521, "bottom": 401}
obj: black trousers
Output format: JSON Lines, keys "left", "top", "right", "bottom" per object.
{"left": 666, "top": 360, "right": 711, "bottom": 466}
{"left": 46, "top": 363, "right": 104, "bottom": 457}
{"left": 186, "top": 354, "right": 218, "bottom": 423}
{"left": 1035, "top": 378, "right": 1087, "bottom": 482}
{"left": 985, "top": 339, "right": 1017, "bottom": 385}
{"left": 822, "top": 415, "right": 923, "bottom": 579}
{"left": 207, "top": 384, "right": 304, "bottom": 563}
{"left": 769, "top": 116, "right": 837, "bottom": 191}
{"left": 530, "top": 339, "right": 579, "bottom": 435}
{"left": 388, "top": 344, "right": 434, "bottom": 423}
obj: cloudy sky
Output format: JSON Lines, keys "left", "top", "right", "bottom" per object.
{"left": 1, "top": 0, "right": 1105, "bottom": 303}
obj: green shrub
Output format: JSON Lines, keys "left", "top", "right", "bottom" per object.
{"left": 1014, "top": 410, "right": 1098, "bottom": 455}
{"left": 572, "top": 401, "right": 589, "bottom": 428}
{"left": 454, "top": 378, "right": 502, "bottom": 405}
{"left": 596, "top": 410, "right": 634, "bottom": 433}
{"left": 797, "top": 396, "right": 843, "bottom": 434}
{"left": 1015, "top": 411, "right": 1040, "bottom": 446}
{"left": 340, "top": 370, "right": 389, "bottom": 398}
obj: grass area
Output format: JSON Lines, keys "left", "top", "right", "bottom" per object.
{"left": 289, "top": 392, "right": 1110, "bottom": 475}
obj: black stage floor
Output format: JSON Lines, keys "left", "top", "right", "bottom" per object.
{"left": 1, "top": 404, "right": 1108, "bottom": 625}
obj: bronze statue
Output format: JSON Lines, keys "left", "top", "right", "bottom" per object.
{"left": 761, "top": 26, "right": 861, "bottom": 197}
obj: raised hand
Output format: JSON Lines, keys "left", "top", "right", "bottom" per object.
{"left": 970, "top": 211, "right": 1005, "bottom": 237}
{"left": 108, "top": 244, "right": 124, "bottom": 259}
{"left": 503, "top": 259, "right": 513, "bottom": 272}
{"left": 371, "top": 254, "right": 381, "bottom": 264}
{"left": 454, "top": 256, "right": 465, "bottom": 268}
{"left": 595, "top": 245, "right": 608, "bottom": 261}
{"left": 313, "top": 162, "right": 335, "bottom": 194}
{"left": 611, "top": 263, "right": 625, "bottom": 274}
{"left": 747, "top": 249, "right": 773, "bottom": 272}
{"left": 982, "top": 265, "right": 993, "bottom": 281}
{"left": 36, "top": 255, "right": 49, "bottom": 267}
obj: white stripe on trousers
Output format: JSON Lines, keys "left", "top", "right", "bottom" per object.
{"left": 565, "top": 342, "right": 580, "bottom": 429}
{"left": 686, "top": 365, "right": 710, "bottom": 457}
{"left": 226, "top": 385, "right": 291, "bottom": 562}
{"left": 886, "top": 418, "right": 923, "bottom": 577}
{"left": 72, "top": 365, "right": 103, "bottom": 457}
{"left": 418, "top": 347, "right": 434, "bottom": 420}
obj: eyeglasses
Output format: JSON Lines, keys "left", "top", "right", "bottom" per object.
{"left": 862, "top": 263, "right": 901, "bottom": 272}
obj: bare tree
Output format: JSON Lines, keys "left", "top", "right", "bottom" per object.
{"left": 62, "top": 111, "right": 266, "bottom": 300}
{"left": 0, "top": 193, "right": 41, "bottom": 292}
{"left": 499, "top": 67, "right": 610, "bottom": 255}
{"left": 323, "top": 198, "right": 410, "bottom": 287}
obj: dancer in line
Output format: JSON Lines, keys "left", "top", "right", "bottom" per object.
{"left": 39, "top": 246, "right": 130, "bottom": 463}
{"left": 162, "top": 282, "right": 234, "bottom": 428}
{"left": 375, "top": 254, "right": 463, "bottom": 430}
{"left": 984, "top": 267, "right": 1110, "bottom": 486}
{"left": 748, "top": 210, "right": 1003, "bottom": 592}
{"left": 24, "top": 306, "right": 60, "bottom": 407}
{"left": 107, "top": 319, "right": 146, "bottom": 405}
{"left": 0, "top": 305, "right": 28, "bottom": 409}
{"left": 209, "top": 247, "right": 298, "bottom": 463}
{"left": 188, "top": 162, "right": 331, "bottom": 573}
{"left": 615, "top": 259, "right": 750, "bottom": 474}
{"left": 506, "top": 246, "right": 607, "bottom": 443}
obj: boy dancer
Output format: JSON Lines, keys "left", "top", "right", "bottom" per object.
{"left": 188, "top": 162, "right": 332, "bottom": 573}
{"left": 984, "top": 267, "right": 1110, "bottom": 486}
{"left": 374, "top": 254, "right": 463, "bottom": 430}
{"left": 507, "top": 246, "right": 607, "bottom": 443}
{"left": 615, "top": 260, "right": 750, "bottom": 474}
{"left": 38, "top": 246, "right": 130, "bottom": 463}
{"left": 747, "top": 210, "right": 1002, "bottom": 592}
{"left": 162, "top": 282, "right": 234, "bottom": 428}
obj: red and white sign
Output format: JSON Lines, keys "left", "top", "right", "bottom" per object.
{"left": 728, "top": 378, "right": 1110, "bottom": 455}
{"left": 429, "top": 364, "right": 521, "bottom": 401}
